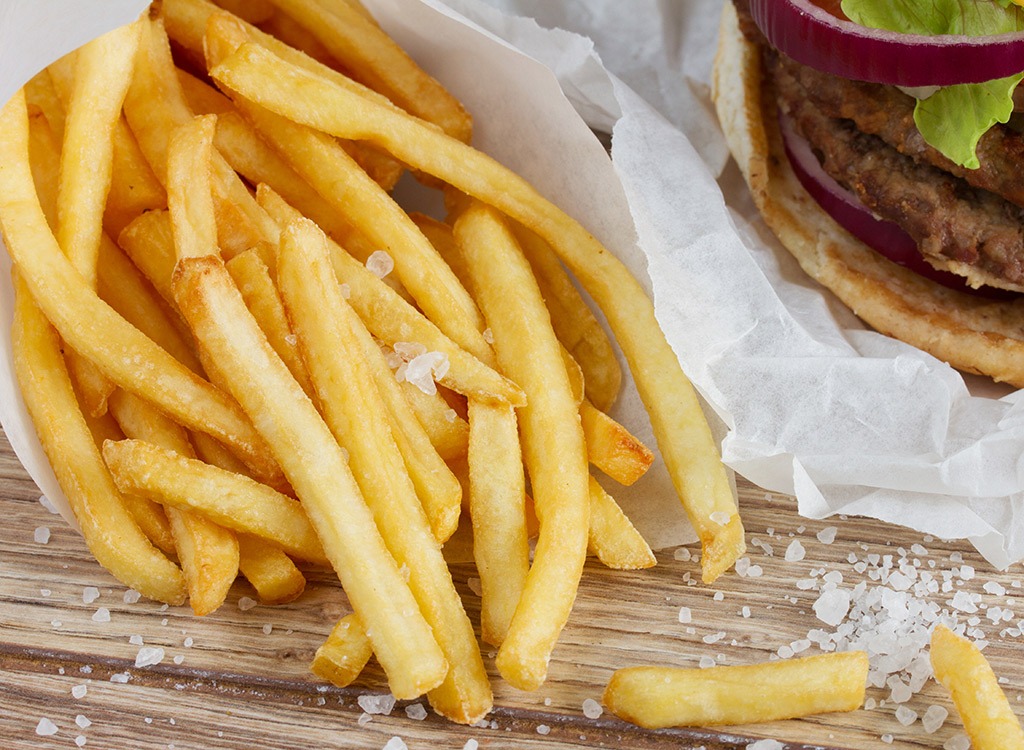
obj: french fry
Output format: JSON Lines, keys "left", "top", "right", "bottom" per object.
{"left": 167, "top": 114, "right": 220, "bottom": 261}
{"left": 604, "top": 652, "right": 869, "bottom": 729}
{"left": 587, "top": 477, "right": 655, "bottom": 570}
{"left": 257, "top": 185, "right": 524, "bottom": 407}
{"left": 103, "top": 437, "right": 327, "bottom": 566}
{"left": 237, "top": 534, "right": 307, "bottom": 605}
{"left": 117, "top": 209, "right": 179, "bottom": 309}
{"left": 11, "top": 275, "right": 186, "bottom": 605}
{"left": 105, "top": 392, "right": 240, "bottom": 617}
{"left": 209, "top": 41, "right": 745, "bottom": 581}
{"left": 581, "top": 400, "right": 654, "bottom": 486}
{"left": 25, "top": 69, "right": 66, "bottom": 140}
{"left": 259, "top": 9, "right": 339, "bottom": 67}
{"left": 0, "top": 91, "right": 280, "bottom": 483}
{"left": 466, "top": 398, "right": 529, "bottom": 647}
{"left": 931, "top": 625, "right": 1024, "bottom": 749}
{"left": 171, "top": 252, "right": 446, "bottom": 700}
{"left": 398, "top": 377, "right": 470, "bottom": 463}
{"left": 454, "top": 201, "right": 590, "bottom": 692}
{"left": 214, "top": 0, "right": 275, "bottom": 24}
{"left": 311, "top": 614, "right": 374, "bottom": 688}
{"left": 277, "top": 217, "right": 491, "bottom": 723}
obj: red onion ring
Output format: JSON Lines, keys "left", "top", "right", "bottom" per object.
{"left": 779, "top": 112, "right": 1017, "bottom": 299}
{"left": 750, "top": 0, "right": 1024, "bottom": 86}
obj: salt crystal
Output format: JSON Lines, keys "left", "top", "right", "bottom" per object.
{"left": 536, "top": 725, "right": 551, "bottom": 735}
{"left": 922, "top": 705, "right": 948, "bottom": 733}
{"left": 984, "top": 581, "right": 1007, "bottom": 596}
{"left": 75, "top": 715, "right": 91, "bottom": 729}
{"left": 135, "top": 647, "right": 164, "bottom": 668}
{"left": 365, "top": 250, "right": 394, "bottom": 278}
{"left": 880, "top": 734, "right": 893, "bottom": 744}
{"left": 944, "top": 733, "right": 970, "bottom": 750}
{"left": 582, "top": 698, "right": 603, "bottom": 719}
{"left": 36, "top": 718, "right": 58, "bottom": 736}
{"left": 81, "top": 587, "right": 100, "bottom": 604}
{"left": 735, "top": 557, "right": 751, "bottom": 576}
{"left": 357, "top": 713, "right": 372, "bottom": 726}
{"left": 238, "top": 597, "right": 258, "bottom": 611}
{"left": 382, "top": 737, "right": 407, "bottom": 750}
{"left": 703, "top": 632, "right": 725, "bottom": 644}
{"left": 39, "top": 495, "right": 60, "bottom": 514}
{"left": 338, "top": 283, "right": 351, "bottom": 299}
{"left": 110, "top": 672, "right": 130, "bottom": 683}
{"left": 183, "top": 637, "right": 194, "bottom": 648}
{"left": 790, "top": 639, "right": 811, "bottom": 653}
{"left": 34, "top": 527, "right": 50, "bottom": 544}
{"left": 467, "top": 578, "right": 483, "bottom": 597}
{"left": 71, "top": 684, "right": 88, "bottom": 699}
{"left": 959, "top": 565, "right": 975, "bottom": 581}
{"left": 405, "top": 704, "right": 428, "bottom": 721}
{"left": 746, "top": 741, "right": 784, "bottom": 750}
{"left": 950, "top": 590, "right": 978, "bottom": 613}
{"left": 813, "top": 589, "right": 851, "bottom": 626}
{"left": 673, "top": 547, "right": 692, "bottom": 562}
{"left": 92, "top": 608, "right": 110, "bottom": 623}
{"left": 482, "top": 328, "right": 494, "bottom": 344}
{"left": 816, "top": 527, "right": 838, "bottom": 544}
{"left": 785, "top": 540, "right": 805, "bottom": 562}
{"left": 444, "top": 409, "right": 458, "bottom": 423}
{"left": 129, "top": 635, "right": 143, "bottom": 646}
{"left": 173, "top": 655, "right": 185, "bottom": 665}
{"left": 710, "top": 511, "right": 730, "bottom": 525}
{"left": 678, "top": 607, "right": 692, "bottom": 624}
{"left": 889, "top": 680, "right": 912, "bottom": 704}
{"left": 746, "top": 565, "right": 763, "bottom": 577}
{"left": 40, "top": 589, "right": 51, "bottom": 597}
{"left": 463, "top": 741, "right": 479, "bottom": 750}
{"left": 777, "top": 645, "right": 794, "bottom": 659}
{"left": 895, "top": 705, "right": 917, "bottom": 725}
{"left": 123, "top": 590, "right": 141, "bottom": 604}
{"left": 741, "top": 606, "right": 751, "bottom": 618}
{"left": 713, "top": 592, "right": 724, "bottom": 602}
{"left": 358, "top": 693, "right": 397, "bottom": 715}
{"left": 75, "top": 737, "right": 87, "bottom": 748}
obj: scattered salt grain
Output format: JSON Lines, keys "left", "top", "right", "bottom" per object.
{"left": 358, "top": 693, "right": 397, "bottom": 716}
{"left": 365, "top": 250, "right": 394, "bottom": 278}
{"left": 402, "top": 351, "right": 449, "bottom": 396}
{"left": 183, "top": 637, "right": 193, "bottom": 648}
{"left": 536, "top": 725, "right": 551, "bottom": 735}
{"left": 673, "top": 547, "right": 692, "bottom": 562}
{"left": 944, "top": 733, "right": 970, "bottom": 750}
{"left": 36, "top": 718, "right": 58, "bottom": 736}
{"left": 110, "top": 672, "right": 130, "bottom": 684}
{"left": 71, "top": 684, "right": 88, "bottom": 699}
{"left": 880, "top": 734, "right": 893, "bottom": 744}
{"left": 746, "top": 741, "right": 784, "bottom": 750}
{"left": 34, "top": 527, "right": 50, "bottom": 544}
{"left": 444, "top": 408, "right": 458, "bottom": 423}
{"left": 75, "top": 715, "right": 91, "bottom": 729}
{"left": 405, "top": 704, "right": 428, "bottom": 721}
{"left": 40, "top": 589, "right": 51, "bottom": 597}
{"left": 922, "top": 705, "right": 948, "bottom": 733}
{"left": 238, "top": 597, "right": 258, "bottom": 611}
{"left": 482, "top": 328, "right": 494, "bottom": 344}
{"left": 741, "top": 606, "right": 751, "bottom": 618}
{"left": 129, "top": 635, "right": 144, "bottom": 646}
{"left": 582, "top": 698, "right": 603, "bottom": 719}
{"left": 123, "top": 590, "right": 141, "bottom": 604}
{"left": 467, "top": 578, "right": 483, "bottom": 597}
{"left": 959, "top": 565, "right": 975, "bottom": 581}
{"left": 39, "top": 494, "right": 59, "bottom": 514}
{"left": 812, "top": 588, "right": 850, "bottom": 627}
{"left": 710, "top": 511, "right": 730, "bottom": 525}
{"left": 463, "top": 741, "right": 479, "bottom": 750}
{"left": 699, "top": 656, "right": 716, "bottom": 669}
{"left": 678, "top": 607, "right": 692, "bottom": 624}
{"left": 746, "top": 565, "right": 763, "bottom": 577}
{"left": 75, "top": 736, "right": 87, "bottom": 747}
{"left": 92, "top": 608, "right": 110, "bottom": 623}
{"left": 894, "top": 705, "right": 917, "bottom": 725}
{"left": 357, "top": 713, "right": 372, "bottom": 726}
{"left": 261, "top": 623, "right": 273, "bottom": 635}
{"left": 816, "top": 527, "right": 838, "bottom": 544}
{"left": 173, "top": 655, "right": 185, "bottom": 665}
{"left": 785, "top": 540, "right": 805, "bottom": 562}
{"left": 81, "top": 587, "right": 100, "bottom": 604}
{"left": 135, "top": 647, "right": 164, "bottom": 668}
{"left": 984, "top": 581, "right": 1007, "bottom": 596}
{"left": 382, "top": 737, "right": 407, "bottom": 750}
{"left": 703, "top": 632, "right": 725, "bottom": 645}
{"left": 339, "top": 283, "right": 351, "bottom": 299}
{"left": 713, "top": 592, "right": 724, "bottom": 602}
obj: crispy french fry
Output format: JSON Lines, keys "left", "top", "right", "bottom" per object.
{"left": 105, "top": 392, "right": 240, "bottom": 617}
{"left": 25, "top": 69, "right": 66, "bottom": 140}
{"left": 260, "top": 9, "right": 339, "bottom": 67}
{"left": 466, "top": 398, "right": 529, "bottom": 647}
{"left": 257, "top": 185, "right": 524, "bottom": 407}
{"left": 0, "top": 92, "right": 279, "bottom": 483}
{"left": 581, "top": 400, "right": 654, "bottom": 486}
{"left": 167, "top": 114, "right": 220, "bottom": 261}
{"left": 455, "top": 201, "right": 589, "bottom": 692}
{"left": 117, "top": 209, "right": 179, "bottom": 308}
{"left": 604, "top": 652, "right": 869, "bottom": 729}
{"left": 931, "top": 625, "right": 1024, "bottom": 749}
{"left": 398, "top": 377, "right": 470, "bottom": 462}
{"left": 11, "top": 275, "right": 186, "bottom": 605}
{"left": 210, "top": 41, "right": 745, "bottom": 581}
{"left": 278, "top": 217, "right": 490, "bottom": 723}
{"left": 104, "top": 437, "right": 326, "bottom": 566}
{"left": 214, "top": 0, "right": 275, "bottom": 23}
{"left": 237, "top": 534, "right": 307, "bottom": 605}
{"left": 311, "top": 614, "right": 374, "bottom": 688}
{"left": 587, "top": 477, "right": 655, "bottom": 570}
{"left": 171, "top": 252, "right": 446, "bottom": 700}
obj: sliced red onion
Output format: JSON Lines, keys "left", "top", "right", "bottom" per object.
{"left": 779, "top": 113, "right": 1015, "bottom": 299}
{"left": 750, "top": 0, "right": 1024, "bottom": 86}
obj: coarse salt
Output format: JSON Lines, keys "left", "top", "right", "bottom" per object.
{"left": 75, "top": 715, "right": 91, "bottom": 729}
{"left": 82, "top": 587, "right": 100, "bottom": 604}
{"left": 71, "top": 684, "right": 87, "bottom": 699}
{"left": 467, "top": 578, "right": 482, "bottom": 597}
{"left": 816, "top": 527, "right": 838, "bottom": 544}
{"left": 39, "top": 495, "right": 59, "bottom": 514}
{"left": 894, "top": 705, "right": 917, "bottom": 725}
{"left": 405, "top": 704, "right": 428, "bottom": 721}
{"left": 358, "top": 693, "right": 396, "bottom": 716}
{"left": 365, "top": 250, "right": 394, "bottom": 278}
{"left": 92, "top": 608, "right": 110, "bottom": 623}
{"left": 944, "top": 734, "right": 970, "bottom": 750}
{"left": 582, "top": 698, "right": 603, "bottom": 719}
{"left": 922, "top": 705, "right": 948, "bottom": 733}
{"left": 75, "top": 736, "right": 87, "bottom": 747}
{"left": 785, "top": 540, "right": 806, "bottom": 562}
{"left": 382, "top": 737, "right": 407, "bottom": 750}
{"left": 34, "top": 527, "right": 50, "bottom": 544}
{"left": 135, "top": 647, "right": 164, "bottom": 668}
{"left": 698, "top": 656, "right": 716, "bottom": 669}
{"left": 463, "top": 741, "right": 478, "bottom": 750}
{"left": 710, "top": 511, "right": 730, "bottom": 525}
{"left": 746, "top": 741, "right": 784, "bottom": 750}
{"left": 109, "top": 672, "right": 130, "bottom": 684}
{"left": 673, "top": 547, "right": 692, "bottom": 562}
{"left": 536, "top": 725, "right": 551, "bottom": 735}
{"left": 36, "top": 718, "right": 58, "bottom": 736}
{"left": 123, "top": 590, "right": 141, "bottom": 604}
{"left": 678, "top": 607, "right": 692, "bottom": 624}
{"left": 238, "top": 597, "right": 258, "bottom": 611}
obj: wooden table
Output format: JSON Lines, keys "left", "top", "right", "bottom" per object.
{"left": 1, "top": 430, "right": 1021, "bottom": 749}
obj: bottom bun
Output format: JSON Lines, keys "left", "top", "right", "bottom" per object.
{"left": 711, "top": 0, "right": 1024, "bottom": 388}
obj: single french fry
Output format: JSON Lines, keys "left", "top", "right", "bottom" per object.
{"left": 11, "top": 275, "right": 186, "bottom": 605}
{"left": 278, "top": 217, "right": 490, "bottom": 724}
{"left": 117, "top": 209, "right": 179, "bottom": 309}
{"left": 167, "top": 114, "right": 220, "bottom": 261}
{"left": 104, "top": 437, "right": 326, "bottom": 566}
{"left": 257, "top": 185, "right": 524, "bottom": 407}
{"left": 455, "top": 201, "right": 589, "bottom": 692}
{"left": 398, "top": 377, "right": 470, "bottom": 463}
{"left": 214, "top": 0, "right": 275, "bottom": 24}
{"left": 931, "top": 625, "right": 1024, "bottom": 749}
{"left": 237, "top": 534, "right": 307, "bottom": 605}
{"left": 25, "top": 69, "right": 66, "bottom": 140}
{"left": 514, "top": 224, "right": 622, "bottom": 411}
{"left": 0, "top": 92, "right": 279, "bottom": 483}
{"left": 466, "top": 398, "right": 529, "bottom": 647}
{"left": 587, "top": 477, "right": 655, "bottom": 570}
{"left": 581, "top": 400, "right": 654, "bottom": 486}
{"left": 605, "top": 652, "right": 869, "bottom": 729}
{"left": 311, "top": 614, "right": 374, "bottom": 688}
{"left": 225, "top": 248, "right": 315, "bottom": 398}
{"left": 171, "top": 252, "right": 446, "bottom": 700}
{"left": 105, "top": 391, "right": 240, "bottom": 617}
{"left": 210, "top": 41, "right": 745, "bottom": 581}
{"left": 259, "top": 9, "right": 339, "bottom": 67}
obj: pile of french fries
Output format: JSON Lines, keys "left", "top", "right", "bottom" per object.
{"left": 0, "top": 0, "right": 746, "bottom": 726}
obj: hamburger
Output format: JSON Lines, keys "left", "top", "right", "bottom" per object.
{"left": 712, "top": 0, "right": 1024, "bottom": 386}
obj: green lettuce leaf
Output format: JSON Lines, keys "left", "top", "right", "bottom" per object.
{"left": 840, "top": 0, "right": 1024, "bottom": 169}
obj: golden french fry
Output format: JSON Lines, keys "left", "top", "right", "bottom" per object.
{"left": 209, "top": 41, "right": 744, "bottom": 582}
{"left": 604, "top": 652, "right": 869, "bottom": 729}
{"left": 105, "top": 392, "right": 240, "bottom": 617}
{"left": 117, "top": 209, "right": 179, "bottom": 308}
{"left": 171, "top": 252, "right": 446, "bottom": 700}
{"left": 260, "top": 0, "right": 471, "bottom": 142}
{"left": 167, "top": 114, "right": 220, "bottom": 261}
{"left": 237, "top": 534, "right": 307, "bottom": 605}
{"left": 11, "top": 275, "right": 186, "bottom": 605}
{"left": 581, "top": 400, "right": 654, "bottom": 486}
{"left": 587, "top": 477, "right": 655, "bottom": 570}
{"left": 257, "top": 185, "right": 524, "bottom": 407}
{"left": 466, "top": 398, "right": 529, "bottom": 647}
{"left": 931, "top": 625, "right": 1024, "bottom": 749}
{"left": 214, "top": 0, "right": 275, "bottom": 23}
{"left": 454, "top": 201, "right": 589, "bottom": 692}
{"left": 0, "top": 91, "right": 279, "bottom": 482}
{"left": 259, "top": 9, "right": 338, "bottom": 67}
{"left": 103, "top": 437, "right": 327, "bottom": 566}
{"left": 25, "top": 69, "right": 66, "bottom": 140}
{"left": 311, "top": 614, "right": 374, "bottom": 688}
{"left": 278, "top": 217, "right": 490, "bottom": 723}
{"left": 398, "top": 377, "right": 470, "bottom": 463}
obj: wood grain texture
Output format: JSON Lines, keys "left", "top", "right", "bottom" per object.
{"left": 1, "top": 430, "right": 1022, "bottom": 749}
